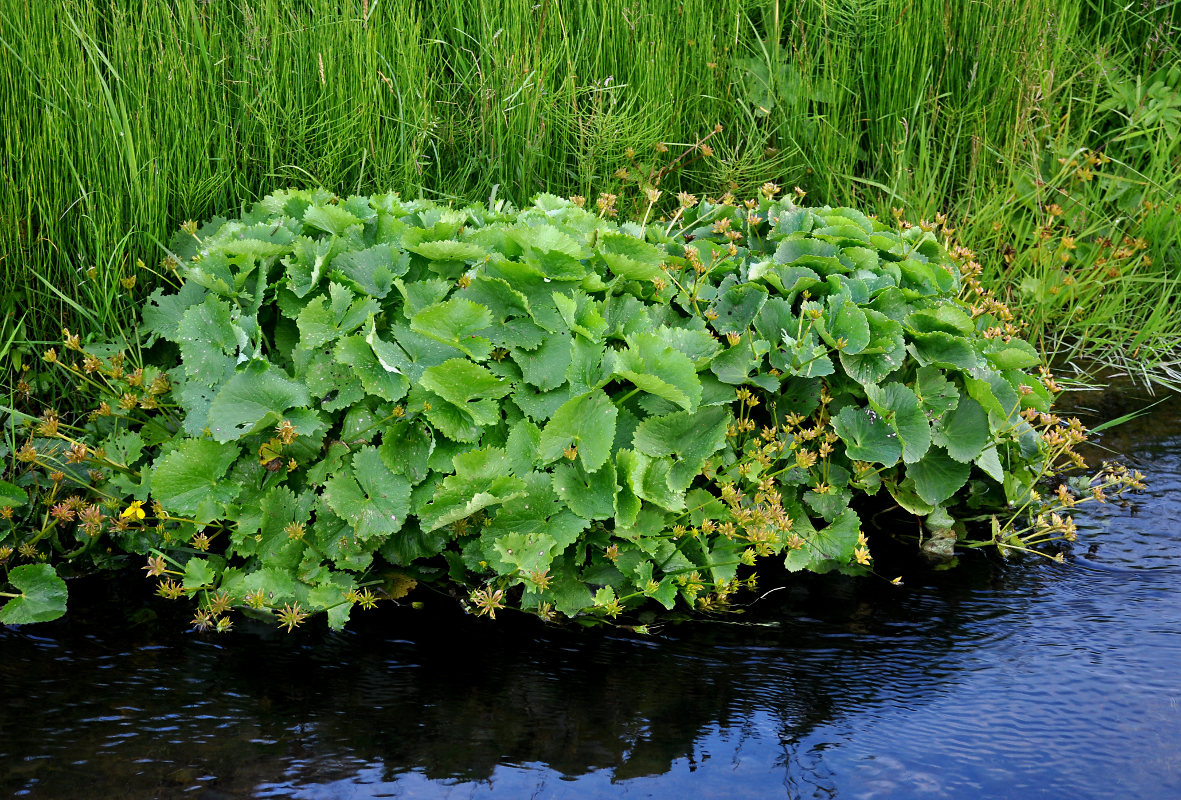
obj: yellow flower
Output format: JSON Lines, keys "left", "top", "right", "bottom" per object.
{"left": 120, "top": 500, "right": 146, "bottom": 521}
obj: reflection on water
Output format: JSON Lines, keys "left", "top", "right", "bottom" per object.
{"left": 2, "top": 390, "right": 1180, "bottom": 799}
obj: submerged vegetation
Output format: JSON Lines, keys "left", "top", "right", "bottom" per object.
{"left": 0, "top": 190, "right": 1144, "bottom": 628}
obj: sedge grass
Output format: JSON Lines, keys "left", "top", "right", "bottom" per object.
{"left": 0, "top": 0, "right": 1177, "bottom": 389}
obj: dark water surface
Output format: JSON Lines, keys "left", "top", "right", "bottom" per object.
{"left": 2, "top": 391, "right": 1180, "bottom": 799}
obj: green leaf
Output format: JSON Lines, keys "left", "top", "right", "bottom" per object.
{"left": 141, "top": 281, "right": 207, "bottom": 344}
{"left": 378, "top": 518, "right": 448, "bottom": 565}
{"left": 335, "top": 334, "right": 410, "bottom": 403}
{"left": 506, "top": 420, "right": 543, "bottom": 475}
{"left": 865, "top": 382, "right": 931, "bottom": 464}
{"left": 621, "top": 451, "right": 686, "bottom": 512}
{"left": 803, "top": 485, "right": 852, "bottom": 522}
{"left": 553, "top": 290, "right": 608, "bottom": 342}
{"left": 0, "top": 564, "right": 68, "bottom": 624}
{"left": 755, "top": 264, "right": 823, "bottom": 298}
{"left": 486, "top": 318, "right": 547, "bottom": 351}
{"left": 976, "top": 445, "right": 1005, "bottom": 482}
{"left": 236, "top": 565, "right": 304, "bottom": 606}
{"left": 331, "top": 243, "right": 407, "bottom": 299}
{"left": 393, "top": 277, "right": 452, "bottom": 316}
{"left": 603, "top": 294, "right": 653, "bottom": 339}
{"left": 775, "top": 237, "right": 841, "bottom": 271}
{"left": 482, "top": 473, "right": 566, "bottom": 539}
{"left": 207, "top": 361, "right": 311, "bottom": 442}
{"left": 406, "top": 239, "right": 487, "bottom": 262}
{"left": 416, "top": 388, "right": 496, "bottom": 444}
{"left": 419, "top": 358, "right": 511, "bottom": 407}
{"left": 915, "top": 365, "right": 960, "bottom": 416}
{"left": 322, "top": 446, "right": 411, "bottom": 540}
{"left": 614, "top": 330, "right": 702, "bottom": 412}
{"left": 833, "top": 405, "right": 901, "bottom": 465}
{"left": 418, "top": 448, "right": 527, "bottom": 531}
{"left": 0, "top": 479, "right": 27, "bottom": 508}
{"left": 152, "top": 439, "right": 241, "bottom": 518}
{"left": 840, "top": 245, "right": 879, "bottom": 272}
{"left": 311, "top": 574, "right": 358, "bottom": 630}
{"left": 964, "top": 369, "right": 1022, "bottom": 430}
{"left": 662, "top": 326, "right": 722, "bottom": 368}
{"left": 539, "top": 390, "right": 618, "bottom": 472}
{"left": 299, "top": 345, "right": 364, "bottom": 412}
{"left": 613, "top": 451, "right": 643, "bottom": 527}
{"left": 184, "top": 251, "right": 235, "bottom": 295}
{"left": 710, "top": 282, "right": 768, "bottom": 334}
{"left": 379, "top": 419, "right": 433, "bottom": 485}
{"left": 513, "top": 331, "right": 572, "bottom": 391}
{"left": 982, "top": 338, "right": 1042, "bottom": 370}
{"left": 182, "top": 558, "right": 217, "bottom": 591}
{"left": 778, "top": 376, "right": 823, "bottom": 417}
{"left": 552, "top": 461, "right": 618, "bottom": 520}
{"left": 822, "top": 298, "right": 871, "bottom": 355}
{"left": 176, "top": 295, "right": 240, "bottom": 386}
{"left": 933, "top": 396, "right": 990, "bottom": 463}
{"left": 283, "top": 236, "right": 337, "bottom": 297}
{"left": 711, "top": 337, "right": 763, "bottom": 384}
{"left": 839, "top": 308, "right": 905, "bottom": 386}
{"left": 304, "top": 203, "right": 363, "bottom": 236}
{"left": 632, "top": 406, "right": 730, "bottom": 490}
{"left": 597, "top": 231, "right": 663, "bottom": 282}
{"left": 885, "top": 476, "right": 936, "bottom": 515}
{"left": 296, "top": 282, "right": 380, "bottom": 349}
{"left": 516, "top": 225, "right": 590, "bottom": 279}
{"left": 368, "top": 322, "right": 450, "bottom": 383}
{"left": 410, "top": 297, "right": 494, "bottom": 360}
{"left": 906, "top": 305, "right": 975, "bottom": 336}
{"left": 252, "top": 486, "right": 311, "bottom": 569}
{"left": 910, "top": 331, "right": 979, "bottom": 370}
{"left": 547, "top": 552, "right": 595, "bottom": 616}
{"left": 513, "top": 383, "right": 572, "bottom": 422}
{"left": 461, "top": 275, "right": 532, "bottom": 320}
{"left": 567, "top": 338, "right": 613, "bottom": 395}
{"left": 493, "top": 531, "right": 559, "bottom": 577}
{"left": 784, "top": 508, "right": 861, "bottom": 573}
{"left": 908, "top": 446, "right": 972, "bottom": 505}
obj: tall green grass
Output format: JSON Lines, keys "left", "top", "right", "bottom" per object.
{"left": 1, "top": 0, "right": 1177, "bottom": 382}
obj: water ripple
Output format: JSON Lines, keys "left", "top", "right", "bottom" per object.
{"left": 2, "top": 401, "right": 1181, "bottom": 798}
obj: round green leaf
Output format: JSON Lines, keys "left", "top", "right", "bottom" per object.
{"left": 1, "top": 564, "right": 68, "bottom": 624}
{"left": 908, "top": 446, "right": 972, "bottom": 505}
{"left": 934, "top": 396, "right": 990, "bottom": 463}
{"left": 833, "top": 405, "right": 901, "bottom": 466}
{"left": 0, "top": 479, "right": 28, "bottom": 509}
{"left": 152, "top": 439, "right": 241, "bottom": 518}
{"left": 539, "top": 390, "right": 619, "bottom": 473}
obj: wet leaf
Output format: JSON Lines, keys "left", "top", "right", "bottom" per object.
{"left": 833, "top": 405, "right": 901, "bottom": 466}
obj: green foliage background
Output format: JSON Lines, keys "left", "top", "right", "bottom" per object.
{"left": 1, "top": 0, "right": 1178, "bottom": 376}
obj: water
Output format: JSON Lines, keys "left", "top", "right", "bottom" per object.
{"left": 2, "top": 390, "right": 1180, "bottom": 799}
